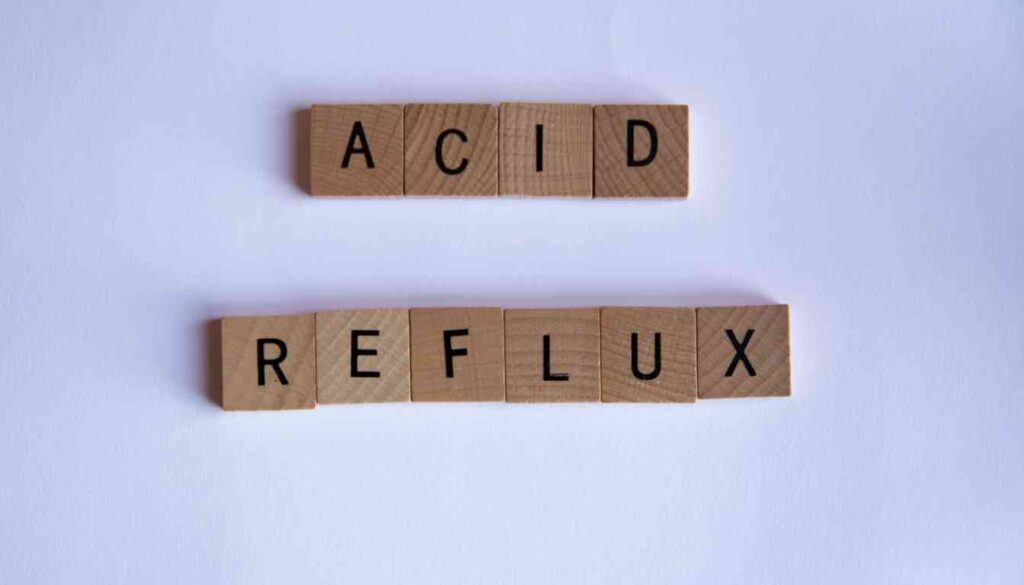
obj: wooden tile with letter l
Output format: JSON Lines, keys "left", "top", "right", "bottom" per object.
{"left": 600, "top": 307, "right": 696, "bottom": 402}
{"left": 504, "top": 308, "right": 601, "bottom": 402}
{"left": 310, "top": 104, "right": 404, "bottom": 196}
{"left": 594, "top": 105, "right": 689, "bottom": 198}
{"left": 697, "top": 305, "right": 791, "bottom": 398}
{"left": 409, "top": 308, "right": 505, "bottom": 402}
{"left": 315, "top": 309, "right": 410, "bottom": 404}
{"left": 404, "top": 104, "right": 497, "bottom": 196}
{"left": 221, "top": 314, "right": 316, "bottom": 410}
{"left": 499, "top": 103, "right": 593, "bottom": 197}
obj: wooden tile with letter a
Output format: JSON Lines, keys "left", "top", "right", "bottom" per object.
{"left": 697, "top": 305, "right": 791, "bottom": 398}
{"left": 594, "top": 105, "right": 689, "bottom": 198}
{"left": 600, "top": 307, "right": 696, "bottom": 402}
{"left": 310, "top": 104, "right": 404, "bottom": 196}
{"left": 404, "top": 104, "right": 497, "bottom": 196}
{"left": 315, "top": 309, "right": 410, "bottom": 403}
{"left": 504, "top": 308, "right": 601, "bottom": 402}
{"left": 499, "top": 103, "right": 593, "bottom": 197}
{"left": 221, "top": 314, "right": 316, "bottom": 410}
{"left": 409, "top": 308, "right": 505, "bottom": 401}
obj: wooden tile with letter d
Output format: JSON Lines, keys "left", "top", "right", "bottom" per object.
{"left": 594, "top": 105, "right": 689, "bottom": 198}
{"left": 504, "top": 308, "right": 601, "bottom": 402}
{"left": 221, "top": 314, "right": 316, "bottom": 410}
{"left": 310, "top": 104, "right": 404, "bottom": 196}
{"left": 697, "top": 305, "right": 791, "bottom": 398}
{"left": 600, "top": 307, "right": 696, "bottom": 402}
{"left": 315, "top": 309, "right": 410, "bottom": 403}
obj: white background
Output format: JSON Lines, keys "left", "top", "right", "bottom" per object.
{"left": 2, "top": 1, "right": 1023, "bottom": 583}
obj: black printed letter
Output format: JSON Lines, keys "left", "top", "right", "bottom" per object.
{"left": 542, "top": 334, "right": 569, "bottom": 381}
{"left": 626, "top": 119, "right": 658, "bottom": 167}
{"left": 350, "top": 330, "right": 381, "bottom": 378}
{"left": 725, "top": 329, "right": 756, "bottom": 377}
{"left": 443, "top": 329, "right": 469, "bottom": 378}
{"left": 630, "top": 332, "right": 662, "bottom": 380}
{"left": 341, "top": 121, "right": 374, "bottom": 169}
{"left": 535, "top": 124, "right": 544, "bottom": 172}
{"left": 257, "top": 338, "right": 288, "bottom": 386}
{"left": 435, "top": 128, "right": 469, "bottom": 175}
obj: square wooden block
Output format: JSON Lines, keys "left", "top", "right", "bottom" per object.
{"left": 504, "top": 308, "right": 600, "bottom": 402}
{"left": 409, "top": 308, "right": 505, "bottom": 401}
{"left": 594, "top": 105, "right": 689, "bottom": 198}
{"left": 499, "top": 103, "right": 593, "bottom": 197}
{"left": 221, "top": 314, "right": 316, "bottom": 410}
{"left": 310, "top": 104, "right": 404, "bottom": 196}
{"left": 600, "top": 307, "right": 696, "bottom": 402}
{"left": 404, "top": 104, "right": 497, "bottom": 196}
{"left": 315, "top": 309, "right": 410, "bottom": 404}
{"left": 697, "top": 305, "right": 791, "bottom": 398}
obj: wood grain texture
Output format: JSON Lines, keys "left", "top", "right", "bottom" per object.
{"left": 221, "top": 314, "right": 316, "bottom": 410}
{"left": 404, "top": 104, "right": 497, "bottom": 196}
{"left": 310, "top": 104, "right": 404, "bottom": 196}
{"left": 504, "top": 308, "right": 600, "bottom": 402}
{"left": 594, "top": 105, "right": 689, "bottom": 198}
{"left": 315, "top": 309, "right": 410, "bottom": 403}
{"left": 409, "top": 308, "right": 505, "bottom": 401}
{"left": 600, "top": 307, "right": 696, "bottom": 402}
{"left": 499, "top": 103, "right": 593, "bottom": 197}
{"left": 697, "top": 305, "right": 791, "bottom": 398}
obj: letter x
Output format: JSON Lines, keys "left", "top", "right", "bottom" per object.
{"left": 724, "top": 329, "right": 756, "bottom": 377}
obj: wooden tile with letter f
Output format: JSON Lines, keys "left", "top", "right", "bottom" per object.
{"left": 504, "top": 309, "right": 601, "bottom": 402}
{"left": 221, "top": 314, "right": 316, "bottom": 410}
{"left": 600, "top": 307, "right": 696, "bottom": 402}
{"left": 697, "top": 305, "right": 791, "bottom": 398}
{"left": 409, "top": 308, "right": 505, "bottom": 402}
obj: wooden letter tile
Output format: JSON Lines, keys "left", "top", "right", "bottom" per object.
{"left": 310, "top": 104, "right": 404, "bottom": 196}
{"left": 697, "top": 305, "right": 791, "bottom": 398}
{"left": 404, "top": 104, "right": 497, "bottom": 196}
{"left": 221, "top": 314, "right": 316, "bottom": 410}
{"left": 594, "top": 105, "right": 689, "bottom": 198}
{"left": 499, "top": 103, "right": 593, "bottom": 197}
{"left": 504, "top": 308, "right": 600, "bottom": 402}
{"left": 600, "top": 307, "right": 696, "bottom": 402}
{"left": 409, "top": 308, "right": 505, "bottom": 401}
{"left": 315, "top": 309, "right": 410, "bottom": 403}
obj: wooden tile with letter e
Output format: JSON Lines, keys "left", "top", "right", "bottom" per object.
{"left": 409, "top": 308, "right": 505, "bottom": 401}
{"left": 221, "top": 314, "right": 316, "bottom": 410}
{"left": 504, "top": 308, "right": 600, "bottom": 402}
{"left": 594, "top": 105, "right": 689, "bottom": 198}
{"left": 600, "top": 307, "right": 696, "bottom": 402}
{"left": 316, "top": 309, "right": 410, "bottom": 403}
{"left": 697, "top": 305, "right": 791, "bottom": 398}
{"left": 310, "top": 104, "right": 404, "bottom": 196}
{"left": 499, "top": 103, "right": 593, "bottom": 197}
{"left": 405, "top": 104, "right": 497, "bottom": 196}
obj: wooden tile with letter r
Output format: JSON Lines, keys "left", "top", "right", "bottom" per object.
{"left": 600, "top": 307, "right": 696, "bottom": 402}
{"left": 409, "top": 308, "right": 505, "bottom": 402}
{"left": 405, "top": 104, "right": 497, "bottom": 196}
{"left": 310, "top": 104, "right": 404, "bottom": 196}
{"left": 504, "top": 308, "right": 600, "bottom": 402}
{"left": 594, "top": 105, "right": 689, "bottom": 198}
{"left": 697, "top": 305, "right": 791, "bottom": 398}
{"left": 499, "top": 103, "right": 593, "bottom": 197}
{"left": 316, "top": 309, "right": 410, "bottom": 404}
{"left": 221, "top": 314, "right": 316, "bottom": 410}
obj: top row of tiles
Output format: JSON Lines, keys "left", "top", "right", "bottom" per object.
{"left": 309, "top": 103, "right": 689, "bottom": 197}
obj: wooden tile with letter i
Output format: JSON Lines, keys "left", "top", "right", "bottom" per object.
{"left": 221, "top": 314, "right": 316, "bottom": 410}
{"left": 600, "top": 307, "right": 696, "bottom": 402}
{"left": 409, "top": 308, "right": 505, "bottom": 402}
{"left": 697, "top": 305, "right": 791, "bottom": 398}
{"left": 405, "top": 104, "right": 497, "bottom": 196}
{"left": 310, "top": 104, "right": 404, "bottom": 196}
{"left": 499, "top": 103, "right": 593, "bottom": 197}
{"left": 315, "top": 309, "right": 410, "bottom": 403}
{"left": 504, "top": 308, "right": 601, "bottom": 402}
{"left": 594, "top": 105, "right": 689, "bottom": 198}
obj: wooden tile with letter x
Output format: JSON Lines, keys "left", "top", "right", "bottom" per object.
{"left": 404, "top": 104, "right": 497, "bottom": 196}
{"left": 697, "top": 305, "right": 791, "bottom": 398}
{"left": 310, "top": 104, "right": 404, "bottom": 196}
{"left": 594, "top": 105, "right": 689, "bottom": 198}
{"left": 409, "top": 308, "right": 505, "bottom": 402}
{"left": 504, "top": 308, "right": 601, "bottom": 402}
{"left": 221, "top": 314, "right": 316, "bottom": 410}
{"left": 316, "top": 309, "right": 410, "bottom": 404}
{"left": 499, "top": 103, "right": 593, "bottom": 197}
{"left": 600, "top": 307, "right": 697, "bottom": 402}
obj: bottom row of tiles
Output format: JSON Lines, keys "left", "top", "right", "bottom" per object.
{"left": 220, "top": 304, "right": 791, "bottom": 411}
